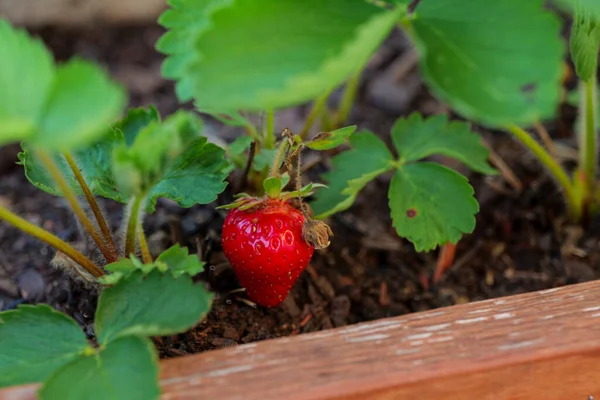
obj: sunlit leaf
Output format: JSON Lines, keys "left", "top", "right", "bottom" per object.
{"left": 411, "top": 0, "right": 564, "bottom": 126}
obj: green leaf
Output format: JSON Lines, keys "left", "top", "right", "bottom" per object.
{"left": 253, "top": 148, "right": 278, "bottom": 172}
{"left": 389, "top": 162, "right": 478, "bottom": 252}
{"left": 263, "top": 177, "right": 283, "bottom": 198}
{"left": 156, "top": 0, "right": 233, "bottom": 100}
{"left": 39, "top": 336, "right": 159, "bottom": 400}
{"left": 570, "top": 4, "right": 600, "bottom": 81}
{"left": 113, "top": 106, "right": 161, "bottom": 146}
{"left": 311, "top": 131, "right": 395, "bottom": 218}
{"left": 0, "top": 19, "right": 54, "bottom": 145}
{"left": 35, "top": 59, "right": 126, "bottom": 150}
{"left": 146, "top": 137, "right": 230, "bottom": 212}
{"left": 282, "top": 182, "right": 327, "bottom": 201}
{"left": 95, "top": 270, "right": 213, "bottom": 345}
{"left": 158, "top": 0, "right": 404, "bottom": 109}
{"left": 0, "top": 21, "right": 124, "bottom": 150}
{"left": 0, "top": 305, "right": 89, "bottom": 388}
{"left": 20, "top": 108, "right": 228, "bottom": 211}
{"left": 228, "top": 136, "right": 254, "bottom": 155}
{"left": 155, "top": 244, "right": 205, "bottom": 277}
{"left": 306, "top": 126, "right": 357, "bottom": 150}
{"left": 112, "top": 111, "right": 201, "bottom": 196}
{"left": 391, "top": 113, "right": 496, "bottom": 174}
{"left": 226, "top": 135, "right": 254, "bottom": 168}
{"left": 556, "top": 0, "right": 600, "bottom": 20}
{"left": 411, "top": 0, "right": 564, "bottom": 127}
{"left": 19, "top": 107, "right": 160, "bottom": 203}
{"left": 200, "top": 109, "right": 255, "bottom": 128}
{"left": 100, "top": 257, "right": 165, "bottom": 285}
{"left": 108, "top": 110, "right": 229, "bottom": 211}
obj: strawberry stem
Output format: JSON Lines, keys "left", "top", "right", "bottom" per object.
{"left": 137, "top": 227, "right": 152, "bottom": 264}
{"left": 269, "top": 137, "right": 290, "bottom": 178}
{"left": 505, "top": 124, "right": 578, "bottom": 220}
{"left": 63, "top": 152, "right": 118, "bottom": 257}
{"left": 300, "top": 89, "right": 332, "bottom": 140}
{"left": 332, "top": 70, "right": 361, "bottom": 129}
{"left": 124, "top": 195, "right": 145, "bottom": 257}
{"left": 0, "top": 203, "right": 104, "bottom": 278}
{"left": 37, "top": 149, "right": 118, "bottom": 263}
{"left": 264, "top": 109, "right": 275, "bottom": 149}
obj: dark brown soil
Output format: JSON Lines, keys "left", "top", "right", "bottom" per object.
{"left": 1, "top": 25, "right": 599, "bottom": 358}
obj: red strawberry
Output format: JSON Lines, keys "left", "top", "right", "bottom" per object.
{"left": 222, "top": 198, "right": 314, "bottom": 307}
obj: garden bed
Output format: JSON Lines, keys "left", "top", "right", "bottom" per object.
{"left": 4, "top": 279, "right": 600, "bottom": 399}
{"left": 1, "top": 21, "right": 600, "bottom": 394}
{"left": 1, "top": 24, "right": 599, "bottom": 354}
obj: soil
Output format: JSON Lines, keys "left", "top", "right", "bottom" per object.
{"left": 1, "top": 24, "right": 599, "bottom": 358}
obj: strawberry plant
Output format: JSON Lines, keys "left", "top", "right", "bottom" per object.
{"left": 2, "top": 0, "right": 600, "bottom": 396}
{"left": 157, "top": 0, "right": 600, "bottom": 257}
{"left": 219, "top": 129, "right": 338, "bottom": 307}
{"left": 0, "top": 20, "right": 224, "bottom": 397}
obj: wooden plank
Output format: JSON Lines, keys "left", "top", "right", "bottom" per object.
{"left": 3, "top": 280, "right": 600, "bottom": 399}
{"left": 0, "top": 0, "right": 165, "bottom": 26}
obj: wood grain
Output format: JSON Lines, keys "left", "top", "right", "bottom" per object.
{"left": 3, "top": 280, "right": 600, "bottom": 399}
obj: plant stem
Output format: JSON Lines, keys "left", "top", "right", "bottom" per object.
{"left": 63, "top": 152, "right": 118, "bottom": 255}
{"left": 243, "top": 123, "right": 262, "bottom": 144}
{"left": 0, "top": 204, "right": 103, "bottom": 278}
{"left": 124, "top": 195, "right": 145, "bottom": 257}
{"left": 332, "top": 71, "right": 361, "bottom": 129}
{"left": 580, "top": 76, "right": 597, "bottom": 188}
{"left": 137, "top": 228, "right": 152, "bottom": 264}
{"left": 264, "top": 109, "right": 275, "bottom": 149}
{"left": 300, "top": 90, "right": 332, "bottom": 140}
{"left": 506, "top": 124, "right": 578, "bottom": 218}
{"left": 37, "top": 150, "right": 118, "bottom": 263}
{"left": 269, "top": 139, "right": 290, "bottom": 178}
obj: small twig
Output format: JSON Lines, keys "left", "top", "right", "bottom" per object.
{"left": 408, "top": 0, "right": 421, "bottom": 12}
{"left": 533, "top": 122, "right": 558, "bottom": 158}
{"left": 482, "top": 138, "right": 523, "bottom": 192}
{"left": 392, "top": 48, "right": 419, "bottom": 83}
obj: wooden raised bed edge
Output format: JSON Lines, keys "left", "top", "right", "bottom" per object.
{"left": 3, "top": 280, "right": 600, "bottom": 400}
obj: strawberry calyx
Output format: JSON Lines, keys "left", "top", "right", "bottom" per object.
{"left": 217, "top": 181, "right": 327, "bottom": 210}
{"left": 219, "top": 183, "right": 332, "bottom": 250}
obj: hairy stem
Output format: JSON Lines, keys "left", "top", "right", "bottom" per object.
{"left": 0, "top": 204, "right": 103, "bottom": 278}
{"left": 332, "top": 71, "right": 361, "bottom": 129}
{"left": 63, "top": 152, "right": 118, "bottom": 255}
{"left": 124, "top": 195, "right": 145, "bottom": 257}
{"left": 300, "top": 90, "right": 332, "bottom": 140}
{"left": 264, "top": 109, "right": 275, "bottom": 149}
{"left": 269, "top": 137, "right": 290, "bottom": 178}
{"left": 137, "top": 228, "right": 152, "bottom": 264}
{"left": 581, "top": 76, "right": 597, "bottom": 189}
{"left": 506, "top": 124, "right": 578, "bottom": 219}
{"left": 37, "top": 150, "right": 118, "bottom": 263}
